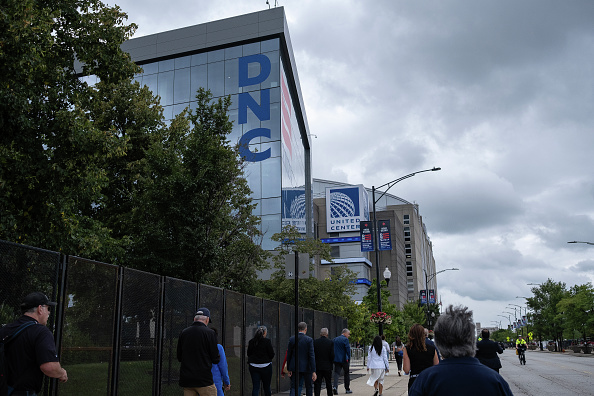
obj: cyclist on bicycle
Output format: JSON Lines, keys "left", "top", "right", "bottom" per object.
{"left": 516, "top": 335, "right": 527, "bottom": 365}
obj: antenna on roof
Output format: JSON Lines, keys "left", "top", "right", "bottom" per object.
{"left": 266, "top": 0, "right": 278, "bottom": 8}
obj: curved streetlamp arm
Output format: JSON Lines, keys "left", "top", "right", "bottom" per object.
{"left": 567, "top": 241, "right": 594, "bottom": 245}
{"left": 374, "top": 167, "right": 441, "bottom": 204}
{"left": 425, "top": 268, "right": 459, "bottom": 284}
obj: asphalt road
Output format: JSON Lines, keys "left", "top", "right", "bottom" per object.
{"left": 499, "top": 349, "right": 594, "bottom": 396}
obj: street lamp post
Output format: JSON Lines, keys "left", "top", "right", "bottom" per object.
{"left": 423, "top": 268, "right": 458, "bottom": 329}
{"left": 371, "top": 167, "right": 441, "bottom": 335}
{"left": 509, "top": 304, "right": 525, "bottom": 336}
{"left": 497, "top": 314, "right": 511, "bottom": 327}
{"left": 503, "top": 309, "right": 516, "bottom": 335}
{"left": 567, "top": 241, "right": 594, "bottom": 245}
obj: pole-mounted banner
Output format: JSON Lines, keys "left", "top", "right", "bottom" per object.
{"left": 419, "top": 290, "right": 427, "bottom": 305}
{"left": 377, "top": 220, "right": 392, "bottom": 251}
{"left": 360, "top": 221, "right": 374, "bottom": 252}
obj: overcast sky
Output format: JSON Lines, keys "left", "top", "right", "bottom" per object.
{"left": 108, "top": 0, "right": 594, "bottom": 329}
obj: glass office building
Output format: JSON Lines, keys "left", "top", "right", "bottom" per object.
{"left": 121, "top": 8, "right": 312, "bottom": 250}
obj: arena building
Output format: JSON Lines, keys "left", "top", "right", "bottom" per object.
{"left": 121, "top": 7, "right": 438, "bottom": 307}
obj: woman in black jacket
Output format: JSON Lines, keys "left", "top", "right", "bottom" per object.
{"left": 247, "top": 325, "right": 275, "bottom": 396}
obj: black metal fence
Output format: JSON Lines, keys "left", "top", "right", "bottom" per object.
{"left": 0, "top": 239, "right": 347, "bottom": 396}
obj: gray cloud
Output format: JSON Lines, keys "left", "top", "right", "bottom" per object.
{"left": 107, "top": 0, "right": 594, "bottom": 328}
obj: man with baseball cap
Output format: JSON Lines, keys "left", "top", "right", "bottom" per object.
{"left": 177, "top": 307, "right": 220, "bottom": 396}
{"left": 0, "top": 292, "right": 68, "bottom": 395}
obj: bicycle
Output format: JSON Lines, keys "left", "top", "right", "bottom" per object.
{"left": 517, "top": 346, "right": 526, "bottom": 365}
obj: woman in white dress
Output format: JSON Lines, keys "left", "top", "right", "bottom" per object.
{"left": 366, "top": 335, "right": 389, "bottom": 396}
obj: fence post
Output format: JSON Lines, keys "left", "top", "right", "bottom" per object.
{"left": 110, "top": 266, "right": 124, "bottom": 396}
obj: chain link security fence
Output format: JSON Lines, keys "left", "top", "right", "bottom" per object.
{"left": 0, "top": 239, "right": 347, "bottom": 395}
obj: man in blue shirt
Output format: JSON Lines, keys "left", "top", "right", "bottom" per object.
{"left": 332, "top": 328, "right": 352, "bottom": 394}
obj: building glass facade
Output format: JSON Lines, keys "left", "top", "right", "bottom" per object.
{"left": 119, "top": 10, "right": 310, "bottom": 250}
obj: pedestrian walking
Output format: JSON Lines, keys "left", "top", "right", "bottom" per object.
{"left": 403, "top": 324, "right": 438, "bottom": 391}
{"left": 210, "top": 328, "right": 231, "bottom": 396}
{"left": 287, "top": 322, "right": 317, "bottom": 396}
{"left": 424, "top": 328, "right": 441, "bottom": 360}
{"left": 475, "top": 329, "right": 504, "bottom": 373}
{"left": 314, "top": 328, "right": 334, "bottom": 396}
{"left": 380, "top": 335, "right": 390, "bottom": 360}
{"left": 0, "top": 292, "right": 68, "bottom": 395}
{"left": 332, "top": 328, "right": 352, "bottom": 394}
{"left": 247, "top": 325, "right": 275, "bottom": 396}
{"left": 177, "top": 307, "right": 220, "bottom": 396}
{"left": 366, "top": 336, "right": 389, "bottom": 396}
{"left": 392, "top": 336, "right": 404, "bottom": 376}
{"left": 408, "top": 305, "right": 513, "bottom": 396}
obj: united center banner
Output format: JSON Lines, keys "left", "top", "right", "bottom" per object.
{"left": 326, "top": 185, "right": 369, "bottom": 233}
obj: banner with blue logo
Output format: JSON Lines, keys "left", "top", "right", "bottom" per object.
{"left": 377, "top": 220, "right": 392, "bottom": 251}
{"left": 360, "top": 221, "right": 374, "bottom": 252}
{"left": 428, "top": 289, "right": 435, "bottom": 304}
{"left": 282, "top": 188, "right": 307, "bottom": 234}
{"left": 420, "top": 290, "right": 427, "bottom": 305}
{"left": 325, "top": 185, "right": 370, "bottom": 233}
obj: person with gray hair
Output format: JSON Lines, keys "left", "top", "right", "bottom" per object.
{"left": 314, "top": 328, "right": 334, "bottom": 396}
{"left": 248, "top": 325, "right": 275, "bottom": 396}
{"left": 408, "top": 305, "right": 513, "bottom": 396}
{"left": 332, "top": 328, "right": 352, "bottom": 394}
{"left": 177, "top": 307, "right": 220, "bottom": 396}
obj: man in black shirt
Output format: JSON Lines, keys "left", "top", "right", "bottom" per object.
{"left": 0, "top": 292, "right": 68, "bottom": 396}
{"left": 314, "top": 328, "right": 334, "bottom": 396}
{"left": 177, "top": 307, "right": 220, "bottom": 396}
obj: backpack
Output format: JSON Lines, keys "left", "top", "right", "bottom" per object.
{"left": 1, "top": 321, "right": 37, "bottom": 396}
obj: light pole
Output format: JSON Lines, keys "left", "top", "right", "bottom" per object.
{"left": 503, "top": 310, "right": 516, "bottom": 335}
{"left": 497, "top": 314, "right": 511, "bottom": 327}
{"left": 371, "top": 167, "right": 441, "bottom": 335}
{"left": 567, "top": 241, "right": 594, "bottom": 245}
{"left": 423, "top": 268, "right": 458, "bottom": 329}
{"left": 509, "top": 304, "right": 525, "bottom": 336}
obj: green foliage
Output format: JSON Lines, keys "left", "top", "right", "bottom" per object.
{"left": 527, "top": 279, "right": 567, "bottom": 345}
{"left": 401, "top": 301, "right": 427, "bottom": 331}
{"left": 491, "top": 329, "right": 511, "bottom": 342}
{"left": 257, "top": 225, "right": 356, "bottom": 315}
{"left": 122, "top": 89, "right": 269, "bottom": 293}
{"left": 270, "top": 225, "right": 333, "bottom": 267}
{"left": 557, "top": 283, "right": 594, "bottom": 341}
{"left": 0, "top": 0, "right": 269, "bottom": 294}
{"left": 0, "top": 0, "right": 139, "bottom": 259}
{"left": 353, "top": 280, "right": 426, "bottom": 345}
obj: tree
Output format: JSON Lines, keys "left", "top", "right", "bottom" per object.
{"left": 0, "top": 0, "right": 270, "bottom": 293}
{"left": 527, "top": 279, "right": 567, "bottom": 351}
{"left": 557, "top": 283, "right": 594, "bottom": 342}
{"left": 257, "top": 225, "right": 358, "bottom": 315}
{"left": 123, "top": 89, "right": 269, "bottom": 293}
{"left": 0, "top": 0, "right": 140, "bottom": 259}
{"left": 401, "top": 301, "right": 427, "bottom": 334}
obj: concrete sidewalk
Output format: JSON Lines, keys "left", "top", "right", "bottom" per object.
{"left": 334, "top": 364, "right": 410, "bottom": 396}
